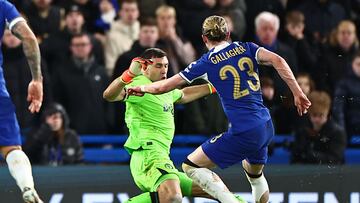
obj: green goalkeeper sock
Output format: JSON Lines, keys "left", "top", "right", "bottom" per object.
{"left": 124, "top": 192, "right": 159, "bottom": 203}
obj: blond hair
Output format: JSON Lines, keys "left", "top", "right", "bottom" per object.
{"left": 155, "top": 5, "right": 176, "bottom": 18}
{"left": 202, "top": 15, "right": 228, "bottom": 42}
{"left": 329, "top": 20, "right": 359, "bottom": 48}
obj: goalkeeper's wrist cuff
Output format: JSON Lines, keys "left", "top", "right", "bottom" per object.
{"left": 207, "top": 83, "right": 216, "bottom": 94}
{"left": 120, "top": 69, "right": 135, "bottom": 84}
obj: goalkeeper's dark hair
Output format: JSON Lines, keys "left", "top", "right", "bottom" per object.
{"left": 202, "top": 15, "right": 228, "bottom": 42}
{"left": 140, "top": 48, "right": 167, "bottom": 60}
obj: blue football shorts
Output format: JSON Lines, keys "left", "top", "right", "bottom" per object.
{"left": 201, "top": 119, "right": 274, "bottom": 169}
{"left": 0, "top": 97, "right": 22, "bottom": 146}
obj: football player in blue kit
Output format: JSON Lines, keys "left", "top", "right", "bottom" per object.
{"left": 128, "top": 15, "right": 311, "bottom": 203}
{"left": 0, "top": 1, "right": 43, "bottom": 202}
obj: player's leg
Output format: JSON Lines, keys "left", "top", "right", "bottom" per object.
{"left": 177, "top": 170, "right": 247, "bottom": 202}
{"left": 124, "top": 192, "right": 159, "bottom": 202}
{"left": 175, "top": 170, "right": 213, "bottom": 200}
{"left": 127, "top": 149, "right": 182, "bottom": 203}
{"left": 242, "top": 160, "right": 268, "bottom": 203}
{"left": 157, "top": 178, "right": 182, "bottom": 203}
{"left": 182, "top": 146, "right": 239, "bottom": 203}
{"left": 1, "top": 146, "right": 43, "bottom": 203}
{"left": 242, "top": 119, "right": 274, "bottom": 203}
{"left": 125, "top": 178, "right": 182, "bottom": 203}
{"left": 0, "top": 100, "right": 43, "bottom": 203}
{"left": 125, "top": 174, "right": 182, "bottom": 203}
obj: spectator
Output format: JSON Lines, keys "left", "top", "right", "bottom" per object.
{"left": 254, "top": 11, "right": 298, "bottom": 96}
{"left": 217, "top": 10, "right": 241, "bottom": 42}
{"left": 291, "top": 91, "right": 346, "bottom": 165}
{"left": 112, "top": 18, "right": 159, "bottom": 80}
{"left": 156, "top": 5, "right": 196, "bottom": 76}
{"left": 2, "top": 30, "right": 52, "bottom": 130}
{"left": 296, "top": 72, "right": 316, "bottom": 96}
{"left": 24, "top": 103, "right": 83, "bottom": 166}
{"left": 56, "top": 0, "right": 99, "bottom": 33}
{"left": 167, "top": 0, "right": 215, "bottom": 55}
{"left": 282, "top": 10, "right": 318, "bottom": 74}
{"left": 22, "top": 0, "right": 64, "bottom": 44}
{"left": 52, "top": 33, "right": 109, "bottom": 134}
{"left": 156, "top": 5, "right": 223, "bottom": 134}
{"left": 216, "top": 0, "right": 246, "bottom": 40}
{"left": 94, "top": 0, "right": 118, "bottom": 32}
{"left": 111, "top": 17, "right": 159, "bottom": 133}
{"left": 274, "top": 73, "right": 315, "bottom": 134}
{"left": 260, "top": 76, "right": 277, "bottom": 117}
{"left": 317, "top": 20, "right": 359, "bottom": 95}
{"left": 333, "top": 52, "right": 360, "bottom": 140}
{"left": 297, "top": 0, "right": 346, "bottom": 44}
{"left": 41, "top": 4, "right": 104, "bottom": 74}
{"left": 104, "top": 0, "right": 140, "bottom": 76}
{"left": 243, "top": 0, "right": 285, "bottom": 42}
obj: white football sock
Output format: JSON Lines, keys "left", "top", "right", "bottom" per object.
{"left": 245, "top": 172, "right": 269, "bottom": 202}
{"left": 185, "top": 166, "right": 238, "bottom": 203}
{"left": 6, "top": 150, "right": 35, "bottom": 191}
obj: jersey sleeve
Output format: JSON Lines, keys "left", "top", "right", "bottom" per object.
{"left": 1, "top": 1, "right": 24, "bottom": 30}
{"left": 179, "top": 57, "right": 208, "bottom": 84}
{"left": 247, "top": 42, "right": 261, "bottom": 64}
{"left": 172, "top": 89, "right": 183, "bottom": 103}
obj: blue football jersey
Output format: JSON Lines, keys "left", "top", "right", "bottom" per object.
{"left": 0, "top": 0, "right": 23, "bottom": 97}
{"left": 180, "top": 41, "right": 271, "bottom": 133}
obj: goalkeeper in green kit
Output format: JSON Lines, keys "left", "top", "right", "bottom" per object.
{"left": 103, "top": 48, "right": 246, "bottom": 203}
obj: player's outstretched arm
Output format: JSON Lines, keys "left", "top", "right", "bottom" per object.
{"left": 257, "top": 48, "right": 311, "bottom": 115}
{"left": 129, "top": 74, "right": 187, "bottom": 95}
{"left": 11, "top": 21, "right": 43, "bottom": 113}
{"left": 103, "top": 76, "right": 127, "bottom": 101}
{"left": 103, "top": 58, "right": 149, "bottom": 101}
{"left": 176, "top": 84, "right": 216, "bottom": 104}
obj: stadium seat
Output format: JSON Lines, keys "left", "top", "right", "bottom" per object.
{"left": 345, "top": 149, "right": 360, "bottom": 164}
{"left": 172, "top": 135, "right": 208, "bottom": 145}
{"left": 271, "top": 134, "right": 294, "bottom": 143}
{"left": 83, "top": 148, "right": 130, "bottom": 163}
{"left": 80, "top": 135, "right": 127, "bottom": 145}
{"left": 267, "top": 147, "right": 291, "bottom": 164}
{"left": 350, "top": 135, "right": 360, "bottom": 145}
{"left": 76, "top": 134, "right": 360, "bottom": 164}
{"left": 170, "top": 147, "right": 197, "bottom": 165}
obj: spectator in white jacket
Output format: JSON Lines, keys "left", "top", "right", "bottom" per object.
{"left": 104, "top": 0, "right": 140, "bottom": 76}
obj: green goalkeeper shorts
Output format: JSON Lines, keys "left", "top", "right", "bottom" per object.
{"left": 130, "top": 149, "right": 192, "bottom": 196}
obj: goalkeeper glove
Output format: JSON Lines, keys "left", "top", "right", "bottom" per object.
{"left": 120, "top": 57, "right": 154, "bottom": 84}
{"left": 129, "top": 57, "right": 154, "bottom": 75}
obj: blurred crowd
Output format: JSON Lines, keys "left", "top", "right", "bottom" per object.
{"left": 3, "top": 0, "right": 360, "bottom": 165}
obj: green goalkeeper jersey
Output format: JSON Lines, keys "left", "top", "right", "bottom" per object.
{"left": 123, "top": 75, "right": 183, "bottom": 154}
